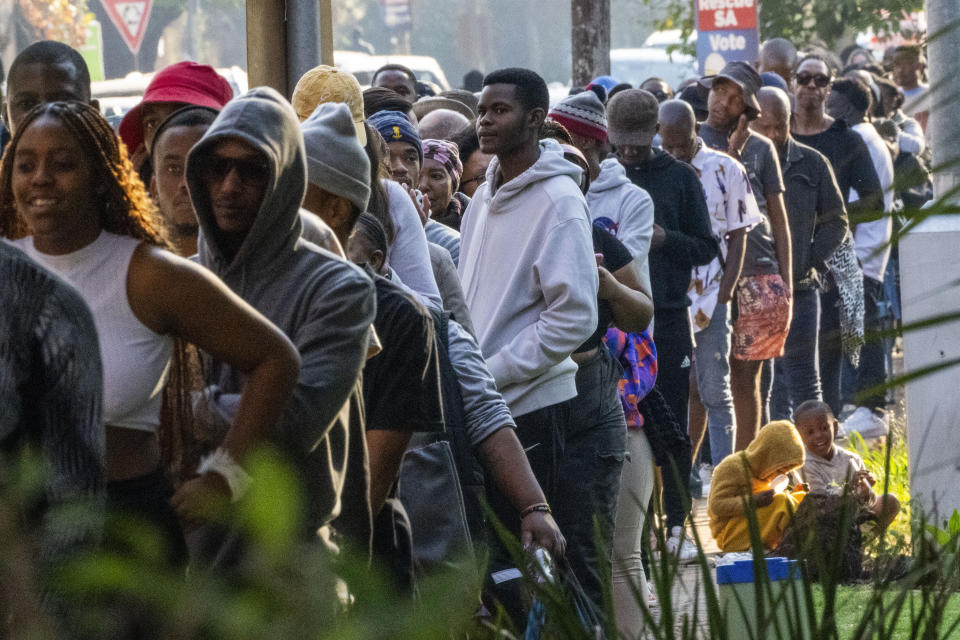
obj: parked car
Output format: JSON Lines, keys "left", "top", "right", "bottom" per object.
{"left": 610, "top": 47, "right": 699, "bottom": 92}
{"left": 642, "top": 29, "right": 696, "bottom": 51}
{"left": 333, "top": 51, "right": 451, "bottom": 91}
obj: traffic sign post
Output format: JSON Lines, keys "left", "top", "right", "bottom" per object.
{"left": 80, "top": 19, "right": 105, "bottom": 82}
{"left": 696, "top": 0, "right": 759, "bottom": 75}
{"left": 100, "top": 0, "right": 153, "bottom": 56}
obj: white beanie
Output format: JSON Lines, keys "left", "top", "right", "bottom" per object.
{"left": 301, "top": 102, "right": 371, "bottom": 211}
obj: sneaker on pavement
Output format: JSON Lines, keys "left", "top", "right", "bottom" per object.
{"left": 839, "top": 406, "right": 889, "bottom": 440}
{"left": 665, "top": 526, "right": 699, "bottom": 564}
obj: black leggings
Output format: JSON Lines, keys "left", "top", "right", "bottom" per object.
{"left": 106, "top": 467, "right": 188, "bottom": 568}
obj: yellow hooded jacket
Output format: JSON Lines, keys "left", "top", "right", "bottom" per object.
{"left": 707, "top": 421, "right": 806, "bottom": 551}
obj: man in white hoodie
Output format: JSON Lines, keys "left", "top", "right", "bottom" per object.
{"left": 459, "top": 68, "right": 598, "bottom": 576}
{"left": 548, "top": 90, "right": 656, "bottom": 290}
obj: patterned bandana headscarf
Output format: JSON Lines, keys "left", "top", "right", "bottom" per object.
{"left": 421, "top": 138, "right": 463, "bottom": 187}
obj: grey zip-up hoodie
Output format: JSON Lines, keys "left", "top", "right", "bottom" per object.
{"left": 187, "top": 87, "right": 376, "bottom": 539}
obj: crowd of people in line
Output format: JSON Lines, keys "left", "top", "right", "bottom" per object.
{"left": 0, "top": 34, "right": 931, "bottom": 638}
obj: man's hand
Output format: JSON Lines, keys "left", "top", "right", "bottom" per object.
{"left": 651, "top": 223, "right": 667, "bottom": 249}
{"left": 521, "top": 511, "right": 566, "bottom": 557}
{"left": 753, "top": 489, "right": 775, "bottom": 508}
{"left": 598, "top": 265, "right": 618, "bottom": 301}
{"left": 406, "top": 185, "right": 431, "bottom": 226}
{"left": 728, "top": 114, "right": 750, "bottom": 158}
{"left": 171, "top": 472, "right": 231, "bottom": 524}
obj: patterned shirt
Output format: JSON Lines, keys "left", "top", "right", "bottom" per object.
{"left": 688, "top": 142, "right": 763, "bottom": 332}
{"left": 0, "top": 241, "right": 104, "bottom": 587}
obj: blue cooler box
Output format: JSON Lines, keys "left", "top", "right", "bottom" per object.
{"left": 716, "top": 557, "right": 812, "bottom": 639}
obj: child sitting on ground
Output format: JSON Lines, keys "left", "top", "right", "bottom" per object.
{"left": 795, "top": 400, "right": 900, "bottom": 531}
{"left": 708, "top": 421, "right": 807, "bottom": 552}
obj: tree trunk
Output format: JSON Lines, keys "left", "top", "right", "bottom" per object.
{"left": 571, "top": 0, "right": 610, "bottom": 86}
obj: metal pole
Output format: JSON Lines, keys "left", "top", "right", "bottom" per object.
{"left": 286, "top": 0, "right": 321, "bottom": 95}
{"left": 901, "top": 0, "right": 960, "bottom": 522}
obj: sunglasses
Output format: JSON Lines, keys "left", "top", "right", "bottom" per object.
{"left": 796, "top": 73, "right": 831, "bottom": 88}
{"left": 201, "top": 155, "right": 270, "bottom": 184}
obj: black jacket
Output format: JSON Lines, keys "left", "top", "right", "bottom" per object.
{"left": 622, "top": 149, "right": 717, "bottom": 310}
{"left": 779, "top": 138, "right": 849, "bottom": 289}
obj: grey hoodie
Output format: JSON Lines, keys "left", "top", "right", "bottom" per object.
{"left": 459, "top": 139, "right": 598, "bottom": 417}
{"left": 586, "top": 157, "right": 654, "bottom": 292}
{"left": 187, "top": 87, "right": 376, "bottom": 540}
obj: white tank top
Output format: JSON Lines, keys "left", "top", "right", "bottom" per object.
{"left": 15, "top": 231, "right": 173, "bottom": 432}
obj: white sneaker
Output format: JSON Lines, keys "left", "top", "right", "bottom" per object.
{"left": 665, "top": 526, "right": 699, "bottom": 563}
{"left": 839, "top": 406, "right": 889, "bottom": 440}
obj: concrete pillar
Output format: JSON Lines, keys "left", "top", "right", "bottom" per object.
{"left": 902, "top": 0, "right": 960, "bottom": 523}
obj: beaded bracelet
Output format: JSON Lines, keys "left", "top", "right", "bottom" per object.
{"left": 520, "top": 502, "right": 552, "bottom": 519}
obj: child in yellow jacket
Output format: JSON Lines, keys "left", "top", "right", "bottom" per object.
{"left": 708, "top": 420, "right": 806, "bottom": 552}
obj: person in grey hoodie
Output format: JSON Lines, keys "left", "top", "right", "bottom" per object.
{"left": 298, "top": 106, "right": 564, "bottom": 558}
{"left": 548, "top": 90, "right": 655, "bottom": 290}
{"left": 186, "top": 88, "right": 377, "bottom": 550}
{"left": 460, "top": 70, "right": 597, "bottom": 622}
{"left": 461, "top": 69, "right": 598, "bottom": 499}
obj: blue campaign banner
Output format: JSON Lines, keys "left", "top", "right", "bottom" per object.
{"left": 697, "top": 28, "right": 759, "bottom": 75}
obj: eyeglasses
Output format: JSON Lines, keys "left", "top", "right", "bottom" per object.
{"left": 796, "top": 73, "right": 831, "bottom": 88}
{"left": 201, "top": 155, "right": 270, "bottom": 184}
{"left": 460, "top": 173, "right": 486, "bottom": 188}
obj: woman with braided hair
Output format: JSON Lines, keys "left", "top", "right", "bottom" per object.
{"left": 0, "top": 101, "right": 300, "bottom": 564}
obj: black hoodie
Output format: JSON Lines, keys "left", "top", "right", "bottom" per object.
{"left": 621, "top": 148, "right": 717, "bottom": 311}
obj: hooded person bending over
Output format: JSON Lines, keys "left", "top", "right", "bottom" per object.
{"left": 708, "top": 420, "right": 806, "bottom": 552}
{"left": 187, "top": 88, "right": 376, "bottom": 549}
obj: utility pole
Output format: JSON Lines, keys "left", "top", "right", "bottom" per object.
{"left": 571, "top": 0, "right": 610, "bottom": 86}
{"left": 246, "top": 0, "right": 333, "bottom": 96}
{"left": 900, "top": 0, "right": 960, "bottom": 522}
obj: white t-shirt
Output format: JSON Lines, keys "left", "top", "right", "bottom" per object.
{"left": 688, "top": 143, "right": 763, "bottom": 332}
{"left": 801, "top": 445, "right": 866, "bottom": 496}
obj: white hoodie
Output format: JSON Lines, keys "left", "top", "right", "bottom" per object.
{"left": 587, "top": 157, "right": 655, "bottom": 292}
{"left": 459, "top": 140, "right": 599, "bottom": 417}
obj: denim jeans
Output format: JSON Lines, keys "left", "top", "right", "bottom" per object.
{"left": 856, "top": 277, "right": 887, "bottom": 409}
{"left": 818, "top": 285, "right": 845, "bottom": 416}
{"left": 556, "top": 347, "right": 628, "bottom": 611}
{"left": 771, "top": 288, "right": 822, "bottom": 420}
{"left": 693, "top": 302, "right": 735, "bottom": 465}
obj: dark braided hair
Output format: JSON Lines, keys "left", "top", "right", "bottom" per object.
{"left": 0, "top": 101, "right": 169, "bottom": 247}
{"left": 352, "top": 211, "right": 389, "bottom": 255}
